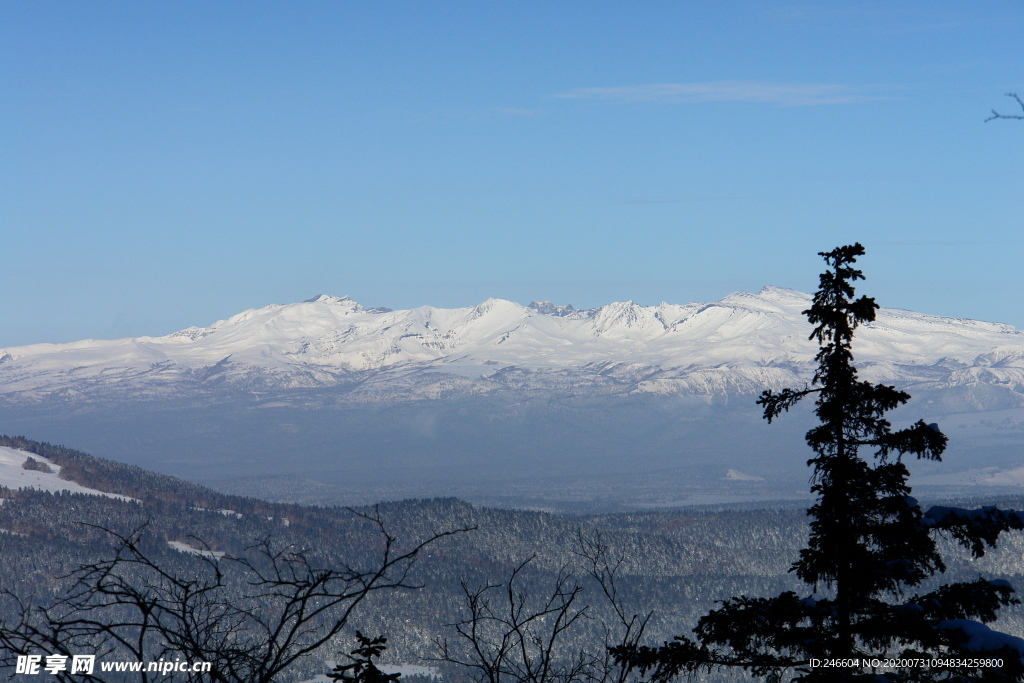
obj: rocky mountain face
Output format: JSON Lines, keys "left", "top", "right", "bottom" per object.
{"left": 2, "top": 288, "right": 1023, "bottom": 509}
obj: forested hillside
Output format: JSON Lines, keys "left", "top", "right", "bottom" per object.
{"left": 1, "top": 436, "right": 1023, "bottom": 681}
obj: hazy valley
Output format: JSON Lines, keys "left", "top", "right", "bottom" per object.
{"left": 2, "top": 288, "right": 1024, "bottom": 511}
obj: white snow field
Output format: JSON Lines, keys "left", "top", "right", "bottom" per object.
{"left": 166, "top": 540, "right": 226, "bottom": 559}
{"left": 0, "top": 446, "right": 133, "bottom": 501}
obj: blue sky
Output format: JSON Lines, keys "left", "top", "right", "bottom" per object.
{"left": 2, "top": 2, "right": 1022, "bottom": 346}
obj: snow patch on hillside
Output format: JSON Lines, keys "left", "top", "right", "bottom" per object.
{"left": 0, "top": 447, "right": 135, "bottom": 501}
{"left": 725, "top": 468, "right": 764, "bottom": 481}
{"left": 300, "top": 664, "right": 440, "bottom": 683}
{"left": 167, "top": 540, "right": 226, "bottom": 559}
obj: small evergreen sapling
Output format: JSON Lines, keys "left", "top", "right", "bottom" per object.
{"left": 329, "top": 632, "right": 402, "bottom": 683}
{"left": 615, "top": 244, "right": 1024, "bottom": 682}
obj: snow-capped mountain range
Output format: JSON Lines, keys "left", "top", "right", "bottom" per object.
{"left": 3, "top": 287, "right": 1024, "bottom": 404}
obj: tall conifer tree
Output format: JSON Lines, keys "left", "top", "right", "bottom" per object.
{"left": 617, "top": 244, "right": 1024, "bottom": 682}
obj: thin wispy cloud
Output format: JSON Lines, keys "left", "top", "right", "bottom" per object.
{"left": 556, "top": 81, "right": 895, "bottom": 106}
{"left": 773, "top": 4, "right": 1006, "bottom": 33}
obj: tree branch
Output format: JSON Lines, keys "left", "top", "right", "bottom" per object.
{"left": 985, "top": 92, "right": 1024, "bottom": 121}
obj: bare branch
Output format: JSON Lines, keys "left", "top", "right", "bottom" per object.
{"left": 436, "top": 539, "right": 652, "bottom": 683}
{"left": 0, "top": 512, "right": 473, "bottom": 683}
{"left": 573, "top": 530, "right": 651, "bottom": 683}
{"left": 985, "top": 92, "right": 1024, "bottom": 121}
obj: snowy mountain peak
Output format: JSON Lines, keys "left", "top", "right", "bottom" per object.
{"left": 589, "top": 301, "right": 671, "bottom": 337}
{"left": 168, "top": 326, "right": 208, "bottom": 342}
{"left": 302, "top": 294, "right": 354, "bottom": 305}
{"left": 529, "top": 301, "right": 577, "bottom": 317}
{"left": 757, "top": 285, "right": 811, "bottom": 300}
{"left": 474, "top": 298, "right": 529, "bottom": 317}
{"left": 718, "top": 287, "right": 810, "bottom": 314}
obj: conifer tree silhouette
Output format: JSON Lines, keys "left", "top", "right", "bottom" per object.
{"left": 615, "top": 244, "right": 1024, "bottom": 682}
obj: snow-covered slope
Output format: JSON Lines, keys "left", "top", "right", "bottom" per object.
{"left": 0, "top": 447, "right": 133, "bottom": 500}
{"left": 2, "top": 288, "right": 1023, "bottom": 403}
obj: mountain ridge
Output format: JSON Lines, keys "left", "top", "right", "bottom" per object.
{"left": 2, "top": 287, "right": 1024, "bottom": 405}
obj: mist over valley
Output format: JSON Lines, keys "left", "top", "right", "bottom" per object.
{"left": 3, "top": 288, "right": 1023, "bottom": 511}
